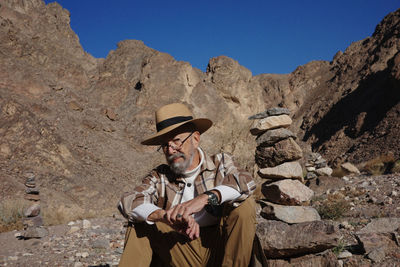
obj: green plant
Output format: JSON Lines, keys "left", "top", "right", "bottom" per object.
{"left": 332, "top": 238, "right": 346, "bottom": 256}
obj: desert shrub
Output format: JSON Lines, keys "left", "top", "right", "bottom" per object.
{"left": 361, "top": 153, "right": 397, "bottom": 175}
{"left": 0, "top": 199, "right": 28, "bottom": 232}
{"left": 332, "top": 238, "right": 346, "bottom": 256}
{"left": 317, "top": 194, "right": 350, "bottom": 220}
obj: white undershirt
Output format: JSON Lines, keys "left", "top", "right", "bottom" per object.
{"left": 132, "top": 148, "right": 241, "bottom": 226}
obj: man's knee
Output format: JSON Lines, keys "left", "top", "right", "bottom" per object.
{"left": 226, "top": 196, "right": 256, "bottom": 224}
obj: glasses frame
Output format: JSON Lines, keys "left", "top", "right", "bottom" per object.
{"left": 157, "top": 132, "right": 194, "bottom": 153}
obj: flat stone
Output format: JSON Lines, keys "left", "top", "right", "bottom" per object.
{"left": 24, "top": 203, "right": 40, "bottom": 217}
{"left": 256, "top": 219, "right": 338, "bottom": 258}
{"left": 357, "top": 218, "right": 400, "bottom": 234}
{"left": 314, "top": 167, "right": 333, "bottom": 176}
{"left": 356, "top": 232, "right": 393, "bottom": 254}
{"left": 256, "top": 138, "right": 303, "bottom": 168}
{"left": 23, "top": 226, "right": 48, "bottom": 239}
{"left": 258, "top": 161, "right": 304, "bottom": 182}
{"left": 261, "top": 179, "right": 314, "bottom": 205}
{"left": 256, "top": 128, "right": 296, "bottom": 147}
{"left": 341, "top": 162, "right": 360, "bottom": 175}
{"left": 248, "top": 107, "right": 291, "bottom": 120}
{"left": 24, "top": 194, "right": 40, "bottom": 201}
{"left": 306, "top": 152, "right": 322, "bottom": 162}
{"left": 250, "top": 115, "right": 292, "bottom": 136}
{"left": 25, "top": 187, "right": 40, "bottom": 194}
{"left": 91, "top": 239, "right": 110, "bottom": 249}
{"left": 25, "top": 181, "right": 36, "bottom": 188}
{"left": 23, "top": 215, "right": 43, "bottom": 227}
{"left": 260, "top": 201, "right": 321, "bottom": 224}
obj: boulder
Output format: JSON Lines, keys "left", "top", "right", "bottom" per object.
{"left": 261, "top": 179, "right": 314, "bottom": 205}
{"left": 340, "top": 162, "right": 361, "bottom": 175}
{"left": 249, "top": 107, "right": 291, "bottom": 120}
{"left": 356, "top": 232, "right": 394, "bottom": 262}
{"left": 258, "top": 161, "right": 304, "bottom": 182}
{"left": 250, "top": 115, "right": 292, "bottom": 136}
{"left": 260, "top": 202, "right": 321, "bottom": 224}
{"left": 256, "top": 128, "right": 296, "bottom": 147}
{"left": 256, "top": 138, "right": 303, "bottom": 168}
{"left": 256, "top": 219, "right": 339, "bottom": 258}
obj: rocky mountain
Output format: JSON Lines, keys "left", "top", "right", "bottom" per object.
{"left": 0, "top": 0, "right": 399, "bottom": 221}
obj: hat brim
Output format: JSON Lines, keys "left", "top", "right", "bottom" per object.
{"left": 141, "top": 118, "right": 212, "bottom": 146}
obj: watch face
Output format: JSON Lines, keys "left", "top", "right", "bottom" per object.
{"left": 207, "top": 192, "right": 219, "bottom": 206}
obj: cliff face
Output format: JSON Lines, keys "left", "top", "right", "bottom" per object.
{"left": 0, "top": 0, "right": 399, "bottom": 215}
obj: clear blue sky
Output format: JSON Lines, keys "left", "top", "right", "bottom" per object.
{"left": 44, "top": 0, "right": 399, "bottom": 75}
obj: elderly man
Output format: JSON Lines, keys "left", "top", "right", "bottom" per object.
{"left": 118, "top": 103, "right": 257, "bottom": 266}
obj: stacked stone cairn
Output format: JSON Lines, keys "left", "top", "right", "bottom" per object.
{"left": 305, "top": 152, "right": 333, "bottom": 180}
{"left": 249, "top": 108, "right": 339, "bottom": 263}
{"left": 21, "top": 172, "right": 48, "bottom": 239}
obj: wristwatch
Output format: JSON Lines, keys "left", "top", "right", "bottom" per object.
{"left": 204, "top": 191, "right": 219, "bottom": 206}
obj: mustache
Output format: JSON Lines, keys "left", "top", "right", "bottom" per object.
{"left": 167, "top": 152, "right": 186, "bottom": 162}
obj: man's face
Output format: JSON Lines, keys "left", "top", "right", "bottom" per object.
{"left": 162, "top": 131, "right": 197, "bottom": 175}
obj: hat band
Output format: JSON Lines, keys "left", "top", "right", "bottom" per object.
{"left": 156, "top": 116, "right": 193, "bottom": 132}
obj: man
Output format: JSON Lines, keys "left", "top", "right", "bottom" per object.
{"left": 118, "top": 103, "right": 257, "bottom": 266}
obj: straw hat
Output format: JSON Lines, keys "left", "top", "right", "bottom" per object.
{"left": 141, "top": 103, "right": 213, "bottom": 145}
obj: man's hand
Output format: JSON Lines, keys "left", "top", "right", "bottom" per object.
{"left": 147, "top": 208, "right": 200, "bottom": 240}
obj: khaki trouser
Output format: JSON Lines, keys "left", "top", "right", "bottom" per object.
{"left": 119, "top": 197, "right": 257, "bottom": 267}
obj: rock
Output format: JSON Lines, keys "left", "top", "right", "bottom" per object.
{"left": 249, "top": 107, "right": 291, "bottom": 119}
{"left": 367, "top": 247, "right": 386, "bottom": 263}
{"left": 356, "top": 232, "right": 393, "bottom": 254}
{"left": 315, "top": 159, "right": 327, "bottom": 168}
{"left": 258, "top": 161, "right": 304, "bottom": 182}
{"left": 340, "top": 162, "right": 361, "bottom": 175}
{"left": 91, "top": 239, "right": 110, "bottom": 249}
{"left": 24, "top": 194, "right": 40, "bottom": 201}
{"left": 306, "top": 166, "right": 316, "bottom": 172}
{"left": 105, "top": 108, "right": 117, "bottom": 121}
{"left": 261, "top": 179, "right": 314, "bottom": 205}
{"left": 68, "top": 221, "right": 75, "bottom": 226}
{"left": 256, "top": 138, "right": 303, "bottom": 168}
{"left": 81, "top": 252, "right": 89, "bottom": 258}
{"left": 314, "top": 167, "right": 333, "bottom": 176}
{"left": 260, "top": 202, "right": 321, "bottom": 224}
{"left": 266, "top": 251, "right": 339, "bottom": 266}
{"left": 82, "top": 219, "right": 91, "bottom": 229}
{"left": 14, "top": 232, "right": 23, "bottom": 238}
{"left": 23, "top": 226, "right": 48, "bottom": 239}
{"left": 256, "top": 219, "right": 338, "bottom": 258}
{"left": 357, "top": 218, "right": 400, "bottom": 234}
{"left": 23, "top": 216, "right": 44, "bottom": 227}
{"left": 25, "top": 187, "right": 40, "bottom": 194}
{"left": 338, "top": 251, "right": 352, "bottom": 259}
{"left": 25, "top": 181, "right": 36, "bottom": 188}
{"left": 24, "top": 203, "right": 40, "bottom": 217}
{"left": 68, "top": 101, "right": 83, "bottom": 111}
{"left": 256, "top": 128, "right": 296, "bottom": 147}
{"left": 68, "top": 226, "right": 80, "bottom": 234}
{"left": 306, "top": 172, "right": 318, "bottom": 180}
{"left": 250, "top": 115, "right": 292, "bottom": 136}
{"left": 306, "top": 152, "right": 322, "bottom": 162}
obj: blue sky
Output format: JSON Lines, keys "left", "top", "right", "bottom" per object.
{"left": 44, "top": 0, "right": 399, "bottom": 75}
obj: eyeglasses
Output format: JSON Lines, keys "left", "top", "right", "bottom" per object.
{"left": 157, "top": 132, "right": 194, "bottom": 153}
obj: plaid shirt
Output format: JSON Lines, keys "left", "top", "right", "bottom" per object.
{"left": 119, "top": 149, "right": 256, "bottom": 223}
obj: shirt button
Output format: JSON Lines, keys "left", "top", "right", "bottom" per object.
{"left": 187, "top": 183, "right": 192, "bottom": 187}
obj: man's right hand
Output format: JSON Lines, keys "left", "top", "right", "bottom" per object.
{"left": 147, "top": 209, "right": 200, "bottom": 240}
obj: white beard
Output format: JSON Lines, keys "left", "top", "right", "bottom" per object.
{"left": 167, "top": 150, "right": 195, "bottom": 176}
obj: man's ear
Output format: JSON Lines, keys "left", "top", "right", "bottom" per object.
{"left": 192, "top": 131, "right": 200, "bottom": 148}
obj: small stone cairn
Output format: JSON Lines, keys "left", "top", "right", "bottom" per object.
{"left": 20, "top": 172, "right": 48, "bottom": 239}
{"left": 249, "top": 107, "right": 320, "bottom": 223}
{"left": 305, "top": 152, "right": 333, "bottom": 179}
{"left": 249, "top": 108, "right": 338, "bottom": 263}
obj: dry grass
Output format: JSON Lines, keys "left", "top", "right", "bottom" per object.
{"left": 361, "top": 153, "right": 397, "bottom": 175}
{"left": 41, "top": 204, "right": 97, "bottom": 226}
{"left": 0, "top": 199, "right": 29, "bottom": 233}
{"left": 316, "top": 193, "right": 350, "bottom": 220}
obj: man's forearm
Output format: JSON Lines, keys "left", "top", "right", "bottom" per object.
{"left": 147, "top": 209, "right": 167, "bottom": 222}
